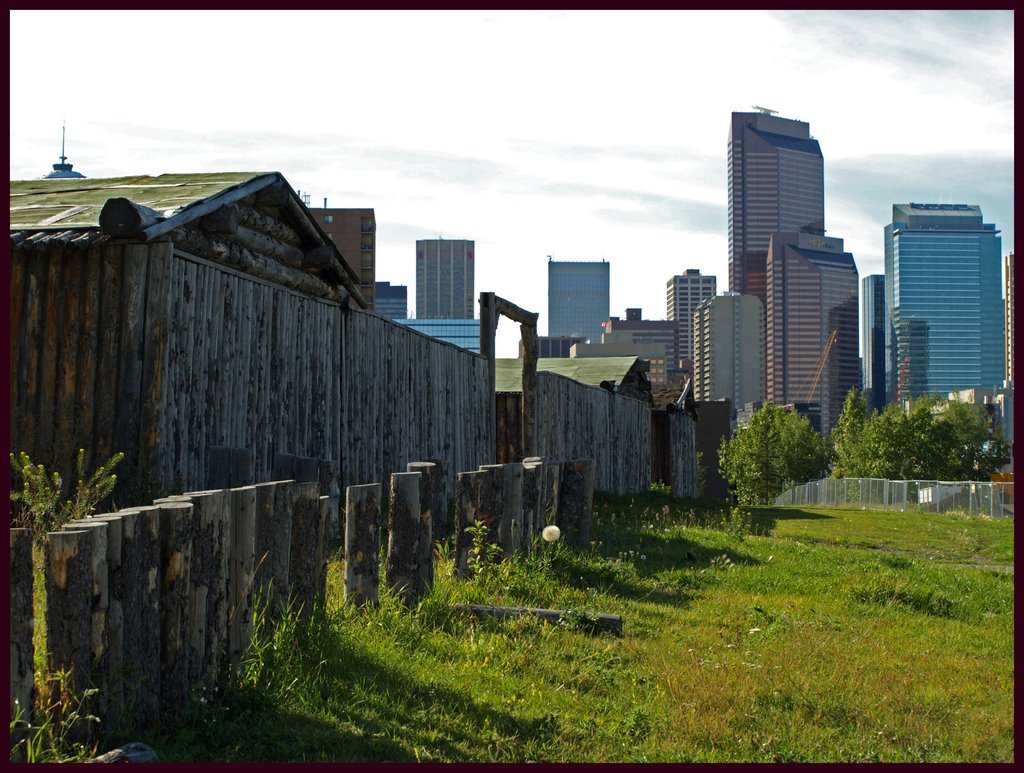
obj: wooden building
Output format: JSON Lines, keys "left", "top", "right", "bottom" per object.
{"left": 10, "top": 172, "right": 493, "bottom": 501}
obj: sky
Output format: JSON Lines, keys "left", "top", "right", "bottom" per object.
{"left": 9, "top": 10, "right": 1015, "bottom": 357}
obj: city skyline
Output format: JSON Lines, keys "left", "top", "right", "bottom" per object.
{"left": 9, "top": 10, "right": 1014, "bottom": 357}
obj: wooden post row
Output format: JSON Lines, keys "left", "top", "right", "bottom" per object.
{"left": 454, "top": 470, "right": 485, "bottom": 579}
{"left": 289, "top": 481, "right": 326, "bottom": 618}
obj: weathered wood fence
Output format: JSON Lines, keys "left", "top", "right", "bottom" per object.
{"left": 9, "top": 240, "right": 492, "bottom": 502}
{"left": 497, "top": 371, "right": 651, "bottom": 494}
{"left": 650, "top": 409, "right": 697, "bottom": 498}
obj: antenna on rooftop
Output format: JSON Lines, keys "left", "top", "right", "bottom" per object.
{"left": 752, "top": 105, "right": 778, "bottom": 116}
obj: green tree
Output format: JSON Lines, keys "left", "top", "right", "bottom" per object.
{"left": 831, "top": 388, "right": 868, "bottom": 477}
{"left": 720, "top": 404, "right": 829, "bottom": 505}
{"left": 933, "top": 398, "right": 1011, "bottom": 480}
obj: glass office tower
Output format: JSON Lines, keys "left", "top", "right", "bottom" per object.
{"left": 861, "top": 274, "right": 886, "bottom": 414}
{"left": 884, "top": 203, "right": 1003, "bottom": 400}
{"left": 547, "top": 259, "right": 610, "bottom": 343}
{"left": 728, "top": 110, "right": 825, "bottom": 307}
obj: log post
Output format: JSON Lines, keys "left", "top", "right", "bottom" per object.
{"left": 90, "top": 513, "right": 128, "bottom": 728}
{"left": 407, "top": 461, "right": 442, "bottom": 576}
{"left": 344, "top": 483, "right": 382, "bottom": 607}
{"left": 476, "top": 465, "right": 505, "bottom": 557}
{"left": 115, "top": 507, "right": 161, "bottom": 728}
{"left": 557, "top": 459, "right": 596, "bottom": 548}
{"left": 44, "top": 529, "right": 95, "bottom": 735}
{"left": 252, "top": 482, "right": 278, "bottom": 599}
{"left": 479, "top": 463, "right": 521, "bottom": 556}
{"left": 289, "top": 481, "right": 326, "bottom": 618}
{"left": 522, "top": 460, "right": 543, "bottom": 552}
{"left": 542, "top": 459, "right": 561, "bottom": 529}
{"left": 183, "top": 488, "right": 232, "bottom": 687}
{"left": 228, "top": 486, "right": 257, "bottom": 670}
{"left": 9, "top": 529, "right": 34, "bottom": 757}
{"left": 454, "top": 470, "right": 485, "bottom": 579}
{"left": 385, "top": 472, "right": 427, "bottom": 605}
{"left": 319, "top": 460, "right": 341, "bottom": 548}
{"left": 60, "top": 520, "right": 109, "bottom": 724}
{"left": 157, "top": 501, "right": 193, "bottom": 718}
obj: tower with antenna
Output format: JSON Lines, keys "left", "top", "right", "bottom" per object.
{"left": 44, "top": 123, "right": 85, "bottom": 179}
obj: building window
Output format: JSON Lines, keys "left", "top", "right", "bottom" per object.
{"left": 324, "top": 215, "right": 334, "bottom": 224}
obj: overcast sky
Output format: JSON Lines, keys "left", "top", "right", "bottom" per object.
{"left": 9, "top": 10, "right": 1014, "bottom": 357}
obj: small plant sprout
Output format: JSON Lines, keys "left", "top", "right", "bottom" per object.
{"left": 542, "top": 525, "right": 561, "bottom": 542}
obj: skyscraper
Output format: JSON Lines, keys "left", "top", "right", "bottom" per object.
{"left": 547, "top": 259, "right": 610, "bottom": 343}
{"left": 692, "top": 292, "right": 764, "bottom": 409}
{"left": 1005, "top": 253, "right": 1014, "bottom": 388}
{"left": 766, "top": 232, "right": 859, "bottom": 433}
{"left": 666, "top": 269, "right": 717, "bottom": 361}
{"left": 374, "top": 281, "right": 408, "bottom": 320}
{"left": 861, "top": 274, "right": 886, "bottom": 414}
{"left": 728, "top": 109, "right": 824, "bottom": 307}
{"left": 416, "top": 238, "right": 475, "bottom": 319}
{"left": 884, "top": 204, "right": 1003, "bottom": 400}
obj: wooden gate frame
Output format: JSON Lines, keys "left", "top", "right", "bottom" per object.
{"left": 479, "top": 292, "right": 539, "bottom": 460}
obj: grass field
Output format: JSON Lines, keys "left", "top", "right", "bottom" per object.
{"left": 102, "top": 494, "right": 1016, "bottom": 761}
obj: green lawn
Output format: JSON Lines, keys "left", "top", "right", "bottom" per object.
{"left": 128, "top": 493, "right": 1015, "bottom": 762}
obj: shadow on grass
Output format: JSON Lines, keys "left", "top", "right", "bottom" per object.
{"left": 748, "top": 507, "right": 835, "bottom": 536}
{"left": 143, "top": 616, "right": 576, "bottom": 763}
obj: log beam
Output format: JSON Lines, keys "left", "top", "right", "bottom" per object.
{"left": 454, "top": 603, "right": 623, "bottom": 636}
{"left": 99, "top": 198, "right": 165, "bottom": 237}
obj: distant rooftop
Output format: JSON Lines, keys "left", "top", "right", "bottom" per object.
{"left": 495, "top": 356, "right": 640, "bottom": 392}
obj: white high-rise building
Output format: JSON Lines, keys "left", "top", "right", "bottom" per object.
{"left": 666, "top": 269, "right": 717, "bottom": 362}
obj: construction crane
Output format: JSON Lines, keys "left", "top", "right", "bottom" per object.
{"left": 804, "top": 330, "right": 837, "bottom": 403}
{"left": 894, "top": 354, "right": 910, "bottom": 405}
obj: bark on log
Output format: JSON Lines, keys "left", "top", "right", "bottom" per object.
{"left": 454, "top": 470, "right": 485, "bottom": 579}
{"left": 99, "top": 198, "right": 165, "bottom": 237}
{"left": 406, "top": 461, "right": 442, "bottom": 574}
{"left": 453, "top": 603, "right": 623, "bottom": 636}
{"left": 44, "top": 530, "right": 95, "bottom": 728}
{"left": 9, "top": 529, "right": 34, "bottom": 754}
{"left": 522, "top": 461, "right": 543, "bottom": 552}
{"left": 171, "top": 227, "right": 346, "bottom": 303}
{"left": 234, "top": 224, "right": 305, "bottom": 268}
{"left": 60, "top": 520, "right": 110, "bottom": 723}
{"left": 199, "top": 204, "right": 240, "bottom": 235}
{"left": 156, "top": 501, "right": 193, "bottom": 718}
{"left": 385, "top": 472, "right": 428, "bottom": 606}
{"left": 557, "top": 459, "right": 596, "bottom": 548}
{"left": 114, "top": 507, "right": 161, "bottom": 728}
{"left": 235, "top": 201, "right": 302, "bottom": 247}
{"left": 228, "top": 486, "right": 256, "bottom": 669}
{"left": 289, "top": 481, "right": 326, "bottom": 618}
{"left": 88, "top": 514, "right": 126, "bottom": 728}
{"left": 478, "top": 463, "right": 522, "bottom": 556}
{"left": 344, "top": 483, "right": 381, "bottom": 607}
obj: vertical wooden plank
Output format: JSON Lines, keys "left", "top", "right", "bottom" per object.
{"left": 16, "top": 251, "right": 47, "bottom": 460}
{"left": 8, "top": 250, "right": 27, "bottom": 458}
{"left": 89, "top": 512, "right": 126, "bottom": 729}
{"left": 93, "top": 244, "right": 123, "bottom": 482}
{"left": 37, "top": 246, "right": 66, "bottom": 474}
{"left": 53, "top": 251, "right": 84, "bottom": 488}
{"left": 138, "top": 242, "right": 172, "bottom": 496}
{"left": 228, "top": 485, "right": 256, "bottom": 669}
{"left": 112, "top": 244, "right": 148, "bottom": 491}
{"left": 157, "top": 501, "right": 193, "bottom": 717}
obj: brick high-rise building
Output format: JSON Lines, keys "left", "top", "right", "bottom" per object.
{"left": 766, "top": 231, "right": 859, "bottom": 433}
{"left": 310, "top": 206, "right": 376, "bottom": 309}
{"left": 728, "top": 110, "right": 825, "bottom": 308}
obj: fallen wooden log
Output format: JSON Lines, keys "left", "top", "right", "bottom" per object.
{"left": 453, "top": 603, "right": 623, "bottom": 636}
{"left": 85, "top": 741, "right": 159, "bottom": 763}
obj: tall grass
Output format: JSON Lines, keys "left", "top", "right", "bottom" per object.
{"left": 47, "top": 492, "right": 1015, "bottom": 762}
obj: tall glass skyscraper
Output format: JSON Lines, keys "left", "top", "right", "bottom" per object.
{"left": 416, "top": 239, "right": 474, "bottom": 319}
{"left": 884, "top": 203, "right": 1003, "bottom": 400}
{"left": 728, "top": 110, "right": 824, "bottom": 307}
{"left": 547, "top": 259, "right": 610, "bottom": 343}
{"left": 861, "top": 274, "right": 886, "bottom": 414}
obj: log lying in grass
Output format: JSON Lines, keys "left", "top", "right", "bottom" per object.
{"left": 453, "top": 603, "right": 623, "bottom": 636}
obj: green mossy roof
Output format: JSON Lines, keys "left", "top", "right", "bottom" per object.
{"left": 495, "top": 356, "right": 640, "bottom": 392}
{"left": 10, "top": 172, "right": 270, "bottom": 230}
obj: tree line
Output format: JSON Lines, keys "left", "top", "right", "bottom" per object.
{"left": 719, "top": 389, "right": 1012, "bottom": 505}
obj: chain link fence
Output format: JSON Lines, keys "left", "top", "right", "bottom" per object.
{"left": 775, "top": 477, "right": 1014, "bottom": 518}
